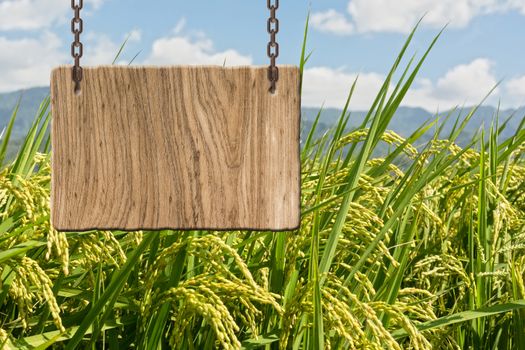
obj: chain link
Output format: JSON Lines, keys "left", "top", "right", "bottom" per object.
{"left": 71, "top": 0, "right": 84, "bottom": 94}
{"left": 267, "top": 0, "right": 279, "bottom": 93}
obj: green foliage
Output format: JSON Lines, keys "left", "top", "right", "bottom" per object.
{"left": 1, "top": 22, "right": 525, "bottom": 350}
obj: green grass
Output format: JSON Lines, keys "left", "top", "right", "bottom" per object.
{"left": 0, "top": 20, "right": 525, "bottom": 350}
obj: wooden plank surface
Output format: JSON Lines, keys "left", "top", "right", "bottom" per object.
{"left": 50, "top": 66, "right": 301, "bottom": 231}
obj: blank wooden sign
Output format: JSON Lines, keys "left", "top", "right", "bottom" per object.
{"left": 50, "top": 66, "right": 301, "bottom": 231}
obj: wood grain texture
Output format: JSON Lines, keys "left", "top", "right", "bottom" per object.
{"left": 50, "top": 65, "right": 301, "bottom": 231}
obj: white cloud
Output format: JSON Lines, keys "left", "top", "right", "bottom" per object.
{"left": 145, "top": 31, "right": 252, "bottom": 66}
{"left": 507, "top": 0, "right": 525, "bottom": 13}
{"left": 0, "top": 0, "right": 66, "bottom": 31}
{"left": 81, "top": 31, "right": 145, "bottom": 66}
{"left": 90, "top": 0, "right": 106, "bottom": 10}
{"left": 312, "top": 0, "right": 525, "bottom": 35}
{"left": 0, "top": 32, "right": 66, "bottom": 92}
{"left": 302, "top": 59, "right": 500, "bottom": 111}
{"left": 504, "top": 75, "right": 525, "bottom": 107}
{"left": 0, "top": 21, "right": 254, "bottom": 92}
{"left": 126, "top": 29, "right": 142, "bottom": 43}
{"left": 83, "top": 33, "right": 122, "bottom": 66}
{"left": 348, "top": 0, "right": 488, "bottom": 33}
{"left": 302, "top": 67, "right": 384, "bottom": 109}
{"left": 404, "top": 58, "right": 499, "bottom": 109}
{"left": 0, "top": 30, "right": 130, "bottom": 92}
{"left": 311, "top": 9, "right": 354, "bottom": 35}
{"left": 0, "top": 0, "right": 106, "bottom": 31}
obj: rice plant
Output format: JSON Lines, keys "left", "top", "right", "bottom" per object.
{"left": 0, "top": 21, "right": 524, "bottom": 350}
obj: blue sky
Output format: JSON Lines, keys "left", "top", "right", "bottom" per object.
{"left": 0, "top": 0, "right": 524, "bottom": 110}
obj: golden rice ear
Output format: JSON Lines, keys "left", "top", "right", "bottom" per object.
{"left": 140, "top": 235, "right": 282, "bottom": 349}
{"left": 11, "top": 257, "right": 65, "bottom": 333}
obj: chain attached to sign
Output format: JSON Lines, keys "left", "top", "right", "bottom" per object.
{"left": 70, "top": 1, "right": 280, "bottom": 94}
{"left": 267, "top": 0, "right": 279, "bottom": 93}
{"left": 71, "top": 0, "right": 83, "bottom": 94}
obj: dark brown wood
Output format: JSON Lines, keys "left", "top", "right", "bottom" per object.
{"left": 50, "top": 66, "right": 301, "bottom": 231}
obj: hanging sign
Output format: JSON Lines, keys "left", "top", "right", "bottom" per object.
{"left": 50, "top": 1, "right": 301, "bottom": 231}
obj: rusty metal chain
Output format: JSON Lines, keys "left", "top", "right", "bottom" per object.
{"left": 267, "top": 0, "right": 279, "bottom": 93}
{"left": 71, "top": 0, "right": 84, "bottom": 94}
{"left": 69, "top": 2, "right": 279, "bottom": 93}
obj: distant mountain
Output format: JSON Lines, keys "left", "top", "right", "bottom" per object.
{"left": 0, "top": 87, "right": 50, "bottom": 138}
{"left": 303, "top": 105, "right": 523, "bottom": 137}
{"left": 303, "top": 105, "right": 524, "bottom": 148}
{"left": 1, "top": 87, "right": 523, "bottom": 157}
{"left": 0, "top": 87, "right": 50, "bottom": 159}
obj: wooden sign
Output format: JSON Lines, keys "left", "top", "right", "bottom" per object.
{"left": 50, "top": 66, "right": 301, "bottom": 231}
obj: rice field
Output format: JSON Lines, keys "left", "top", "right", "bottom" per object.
{"left": 0, "top": 23, "right": 524, "bottom": 349}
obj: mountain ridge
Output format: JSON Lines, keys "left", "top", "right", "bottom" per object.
{"left": 1, "top": 87, "right": 523, "bottom": 152}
